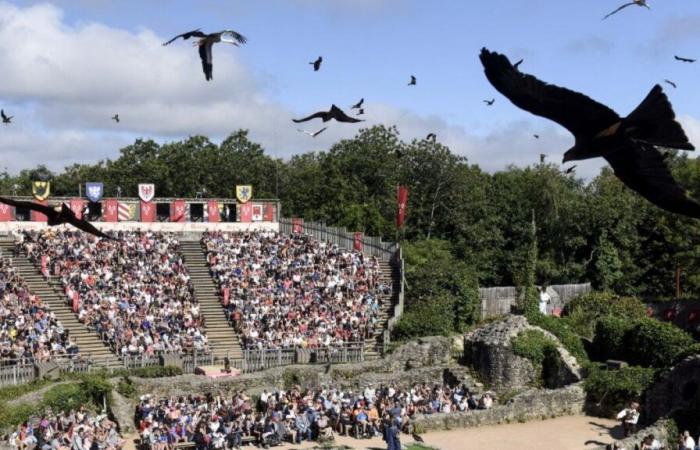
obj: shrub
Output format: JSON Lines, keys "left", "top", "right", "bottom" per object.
{"left": 584, "top": 365, "right": 656, "bottom": 417}
{"left": 130, "top": 366, "right": 183, "bottom": 378}
{"left": 564, "top": 292, "right": 646, "bottom": 338}
{"left": 672, "top": 342, "right": 700, "bottom": 365}
{"left": 526, "top": 312, "right": 589, "bottom": 364}
{"left": 0, "top": 402, "right": 35, "bottom": 430}
{"left": 392, "top": 294, "right": 455, "bottom": 340}
{"left": 116, "top": 377, "right": 137, "bottom": 398}
{"left": 624, "top": 318, "right": 695, "bottom": 368}
{"left": 511, "top": 329, "right": 564, "bottom": 388}
{"left": 42, "top": 383, "right": 86, "bottom": 413}
{"left": 593, "top": 315, "right": 633, "bottom": 361}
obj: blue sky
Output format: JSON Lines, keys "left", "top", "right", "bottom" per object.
{"left": 3, "top": 0, "right": 700, "bottom": 176}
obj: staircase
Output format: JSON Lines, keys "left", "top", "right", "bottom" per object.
{"left": 179, "top": 239, "right": 243, "bottom": 361}
{"left": 367, "top": 259, "right": 401, "bottom": 359}
{"left": 0, "top": 240, "right": 122, "bottom": 368}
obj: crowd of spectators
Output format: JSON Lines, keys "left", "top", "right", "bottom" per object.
{"left": 0, "top": 257, "right": 77, "bottom": 362}
{"left": 202, "top": 231, "right": 390, "bottom": 350}
{"left": 20, "top": 229, "right": 209, "bottom": 357}
{"left": 8, "top": 406, "right": 124, "bottom": 450}
{"left": 136, "top": 381, "right": 494, "bottom": 449}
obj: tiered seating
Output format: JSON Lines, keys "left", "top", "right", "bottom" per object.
{"left": 202, "top": 231, "right": 391, "bottom": 349}
{"left": 0, "top": 257, "right": 76, "bottom": 361}
{"left": 21, "top": 229, "right": 209, "bottom": 357}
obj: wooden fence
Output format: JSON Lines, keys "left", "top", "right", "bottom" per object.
{"left": 479, "top": 283, "right": 592, "bottom": 318}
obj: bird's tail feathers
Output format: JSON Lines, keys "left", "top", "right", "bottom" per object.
{"left": 626, "top": 85, "right": 695, "bottom": 151}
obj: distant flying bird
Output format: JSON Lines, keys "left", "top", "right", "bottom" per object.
{"left": 163, "top": 29, "right": 247, "bottom": 81}
{"left": 426, "top": 133, "right": 437, "bottom": 140}
{"left": 408, "top": 75, "right": 417, "bottom": 86}
{"left": 484, "top": 98, "right": 495, "bottom": 106}
{"left": 0, "top": 197, "right": 115, "bottom": 240}
{"left": 602, "top": 0, "right": 650, "bottom": 20}
{"left": 310, "top": 56, "right": 322, "bottom": 71}
{"left": 533, "top": 134, "right": 540, "bottom": 139}
{"left": 664, "top": 79, "right": 677, "bottom": 89}
{"left": 111, "top": 114, "right": 120, "bottom": 123}
{"left": 674, "top": 55, "right": 696, "bottom": 63}
{"left": 564, "top": 165, "right": 577, "bottom": 175}
{"left": 292, "top": 105, "right": 363, "bottom": 124}
{"left": 351, "top": 98, "right": 364, "bottom": 109}
{"left": 357, "top": 109, "right": 364, "bottom": 116}
{"left": 1, "top": 110, "right": 12, "bottom": 124}
{"left": 296, "top": 127, "right": 327, "bottom": 138}
{"left": 540, "top": 153, "right": 547, "bottom": 163}
{"left": 480, "top": 48, "right": 699, "bottom": 218}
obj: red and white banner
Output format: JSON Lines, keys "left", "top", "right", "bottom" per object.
{"left": 207, "top": 201, "right": 220, "bottom": 223}
{"left": 223, "top": 287, "right": 230, "bottom": 306}
{"left": 31, "top": 200, "right": 48, "bottom": 222}
{"left": 354, "top": 232, "right": 363, "bottom": 251}
{"left": 140, "top": 201, "right": 155, "bottom": 222}
{"left": 0, "top": 203, "right": 12, "bottom": 221}
{"left": 396, "top": 186, "right": 409, "bottom": 229}
{"left": 239, "top": 202, "right": 252, "bottom": 223}
{"left": 292, "top": 218, "right": 303, "bottom": 233}
{"left": 71, "top": 290, "right": 80, "bottom": 313}
{"left": 70, "top": 198, "right": 85, "bottom": 220}
{"left": 171, "top": 199, "right": 186, "bottom": 223}
{"left": 252, "top": 204, "right": 263, "bottom": 222}
{"left": 118, "top": 202, "right": 132, "bottom": 221}
{"left": 263, "top": 204, "right": 275, "bottom": 222}
{"left": 103, "top": 199, "right": 118, "bottom": 222}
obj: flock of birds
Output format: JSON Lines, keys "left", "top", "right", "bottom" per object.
{"left": 0, "top": 1, "right": 699, "bottom": 240}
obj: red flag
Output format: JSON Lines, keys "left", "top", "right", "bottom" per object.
{"left": 31, "top": 200, "right": 49, "bottom": 222}
{"left": 41, "top": 255, "right": 48, "bottom": 276}
{"left": 223, "top": 287, "right": 230, "bottom": 306}
{"left": 72, "top": 290, "right": 80, "bottom": 313}
{"left": 0, "top": 203, "right": 12, "bottom": 221}
{"left": 263, "top": 204, "right": 275, "bottom": 221}
{"left": 140, "top": 201, "right": 155, "bottom": 222}
{"left": 70, "top": 198, "right": 85, "bottom": 220}
{"left": 396, "top": 186, "right": 409, "bottom": 228}
{"left": 239, "top": 202, "right": 252, "bottom": 223}
{"left": 207, "top": 201, "right": 220, "bottom": 223}
{"left": 170, "top": 199, "right": 186, "bottom": 222}
{"left": 353, "top": 232, "right": 363, "bottom": 251}
{"left": 103, "top": 199, "right": 118, "bottom": 222}
{"left": 292, "top": 218, "right": 303, "bottom": 233}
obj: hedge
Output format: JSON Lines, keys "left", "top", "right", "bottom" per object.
{"left": 564, "top": 292, "right": 646, "bottom": 338}
{"left": 583, "top": 365, "right": 656, "bottom": 417}
{"left": 526, "top": 312, "right": 589, "bottom": 364}
{"left": 511, "top": 329, "right": 563, "bottom": 388}
{"left": 593, "top": 315, "right": 633, "bottom": 361}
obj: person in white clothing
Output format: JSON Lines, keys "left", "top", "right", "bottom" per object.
{"left": 538, "top": 286, "right": 551, "bottom": 315}
{"left": 616, "top": 402, "right": 640, "bottom": 437}
{"left": 680, "top": 430, "right": 695, "bottom": 449}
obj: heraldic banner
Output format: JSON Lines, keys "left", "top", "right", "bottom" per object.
{"left": 32, "top": 199, "right": 48, "bottom": 222}
{"left": 140, "top": 201, "right": 155, "bottom": 223}
{"left": 396, "top": 186, "right": 409, "bottom": 229}
{"left": 236, "top": 185, "right": 252, "bottom": 204}
{"left": 292, "top": 217, "right": 303, "bottom": 233}
{"left": 70, "top": 198, "right": 85, "bottom": 220}
{"left": 239, "top": 202, "right": 253, "bottom": 223}
{"left": 207, "top": 201, "right": 220, "bottom": 223}
{"left": 32, "top": 181, "right": 50, "bottom": 201}
{"left": 354, "top": 232, "right": 363, "bottom": 251}
{"left": 103, "top": 199, "right": 118, "bottom": 222}
{"left": 263, "top": 204, "right": 275, "bottom": 222}
{"left": 0, "top": 203, "right": 12, "bottom": 221}
{"left": 171, "top": 199, "right": 186, "bottom": 223}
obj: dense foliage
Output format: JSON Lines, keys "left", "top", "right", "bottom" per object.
{"left": 584, "top": 365, "right": 657, "bottom": 416}
{"left": 511, "top": 329, "right": 563, "bottom": 388}
{"left": 526, "top": 312, "right": 589, "bottom": 364}
{"left": 563, "top": 292, "right": 647, "bottom": 338}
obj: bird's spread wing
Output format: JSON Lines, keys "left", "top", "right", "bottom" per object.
{"left": 292, "top": 111, "right": 328, "bottom": 123}
{"left": 65, "top": 212, "right": 115, "bottom": 240}
{"left": 199, "top": 43, "right": 213, "bottom": 80}
{"left": 312, "top": 127, "right": 328, "bottom": 137}
{"left": 162, "top": 29, "right": 206, "bottom": 46}
{"left": 605, "top": 143, "right": 700, "bottom": 218}
{"left": 602, "top": 2, "right": 635, "bottom": 19}
{"left": 0, "top": 110, "right": 6, "bottom": 120}
{"left": 0, "top": 197, "right": 53, "bottom": 215}
{"left": 220, "top": 30, "right": 247, "bottom": 45}
{"left": 480, "top": 48, "right": 620, "bottom": 140}
{"left": 329, "top": 105, "right": 363, "bottom": 123}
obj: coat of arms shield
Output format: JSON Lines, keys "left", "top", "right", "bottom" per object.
{"left": 32, "top": 181, "right": 50, "bottom": 201}
{"left": 236, "top": 185, "right": 252, "bottom": 204}
{"left": 138, "top": 183, "right": 155, "bottom": 202}
{"left": 86, "top": 182, "right": 104, "bottom": 203}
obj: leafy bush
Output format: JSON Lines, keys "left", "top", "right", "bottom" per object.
{"left": 42, "top": 383, "right": 86, "bottom": 413}
{"left": 526, "top": 312, "right": 589, "bottom": 364}
{"left": 584, "top": 365, "right": 656, "bottom": 417}
{"left": 392, "top": 294, "right": 455, "bottom": 340}
{"left": 0, "top": 403, "right": 35, "bottom": 430}
{"left": 672, "top": 342, "right": 700, "bottom": 365}
{"left": 511, "top": 329, "right": 564, "bottom": 388}
{"left": 116, "top": 377, "right": 137, "bottom": 398}
{"left": 623, "top": 318, "right": 695, "bottom": 368}
{"left": 564, "top": 292, "right": 646, "bottom": 338}
{"left": 593, "top": 315, "right": 633, "bottom": 361}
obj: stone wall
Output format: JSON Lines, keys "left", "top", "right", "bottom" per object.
{"left": 412, "top": 383, "right": 585, "bottom": 432}
{"left": 591, "top": 420, "right": 672, "bottom": 450}
{"left": 643, "top": 355, "right": 700, "bottom": 433}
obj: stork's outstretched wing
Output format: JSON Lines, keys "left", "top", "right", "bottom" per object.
{"left": 162, "top": 29, "right": 207, "bottom": 46}
{"left": 329, "top": 105, "right": 363, "bottom": 123}
{"left": 602, "top": 2, "right": 636, "bottom": 20}
{"left": 292, "top": 111, "right": 328, "bottom": 123}
{"left": 199, "top": 42, "right": 214, "bottom": 81}
{"left": 479, "top": 48, "right": 620, "bottom": 140}
{"left": 66, "top": 215, "right": 116, "bottom": 240}
{"left": 0, "top": 197, "right": 53, "bottom": 215}
{"left": 605, "top": 143, "right": 700, "bottom": 218}
{"left": 219, "top": 30, "right": 247, "bottom": 45}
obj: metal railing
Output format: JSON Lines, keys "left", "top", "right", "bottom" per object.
{"left": 236, "top": 343, "right": 365, "bottom": 373}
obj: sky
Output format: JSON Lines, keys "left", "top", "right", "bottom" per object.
{"left": 1, "top": 0, "right": 699, "bottom": 179}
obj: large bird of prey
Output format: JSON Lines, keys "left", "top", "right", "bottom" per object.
{"left": 111, "top": 114, "right": 120, "bottom": 123}
{"left": 674, "top": 55, "right": 696, "bottom": 63}
{"left": 480, "top": 48, "right": 699, "bottom": 218}
{"left": 602, "top": 0, "right": 650, "bottom": 20}
{"left": 1, "top": 110, "right": 12, "bottom": 124}
{"left": 163, "top": 29, "right": 247, "bottom": 81}
{"left": 408, "top": 75, "right": 417, "bottom": 86}
{"left": 292, "top": 105, "right": 363, "bottom": 124}
{"left": 0, "top": 197, "right": 115, "bottom": 240}
{"left": 297, "top": 127, "right": 327, "bottom": 138}
{"left": 310, "top": 56, "right": 323, "bottom": 71}
{"left": 483, "top": 98, "right": 495, "bottom": 106}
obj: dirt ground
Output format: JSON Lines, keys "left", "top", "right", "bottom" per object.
{"left": 126, "top": 414, "right": 623, "bottom": 450}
